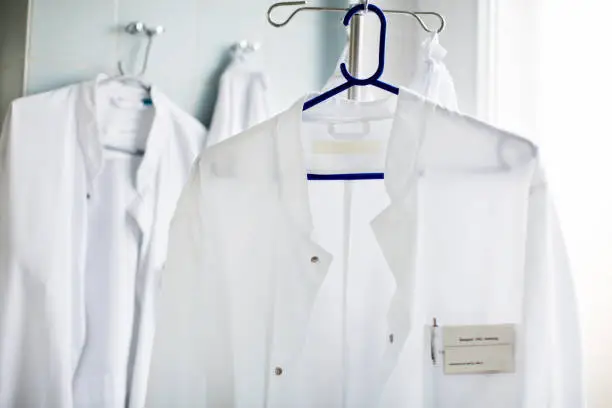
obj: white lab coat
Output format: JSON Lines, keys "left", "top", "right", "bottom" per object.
{"left": 0, "top": 76, "right": 206, "bottom": 407}
{"left": 206, "top": 50, "right": 270, "bottom": 147}
{"left": 147, "top": 88, "right": 583, "bottom": 407}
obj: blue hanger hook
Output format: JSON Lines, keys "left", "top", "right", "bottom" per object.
{"left": 303, "top": 2, "right": 399, "bottom": 111}
{"left": 339, "top": 4, "right": 387, "bottom": 85}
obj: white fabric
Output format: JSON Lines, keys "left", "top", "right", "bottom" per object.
{"left": 408, "top": 33, "right": 459, "bottom": 111}
{"left": 206, "top": 50, "right": 270, "bottom": 147}
{"left": 73, "top": 152, "right": 143, "bottom": 408}
{"left": 147, "top": 88, "right": 583, "bottom": 407}
{"left": 0, "top": 76, "right": 206, "bottom": 408}
{"left": 323, "top": 32, "right": 458, "bottom": 110}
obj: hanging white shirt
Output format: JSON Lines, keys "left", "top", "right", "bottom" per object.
{"left": 408, "top": 33, "right": 459, "bottom": 111}
{"left": 147, "top": 88, "right": 583, "bottom": 407}
{"left": 206, "top": 50, "right": 270, "bottom": 147}
{"left": 0, "top": 76, "right": 206, "bottom": 408}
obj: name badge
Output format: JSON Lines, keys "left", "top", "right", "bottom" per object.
{"left": 443, "top": 324, "right": 515, "bottom": 375}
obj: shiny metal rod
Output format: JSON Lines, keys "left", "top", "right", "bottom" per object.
{"left": 347, "top": 9, "right": 364, "bottom": 100}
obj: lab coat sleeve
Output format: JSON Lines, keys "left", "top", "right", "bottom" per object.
{"left": 523, "top": 167, "right": 584, "bottom": 407}
{"left": 0, "top": 102, "right": 75, "bottom": 407}
{"left": 145, "top": 161, "right": 208, "bottom": 407}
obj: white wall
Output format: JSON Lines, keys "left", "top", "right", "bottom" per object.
{"left": 5, "top": 0, "right": 477, "bottom": 125}
{"left": 18, "top": 0, "right": 347, "bottom": 125}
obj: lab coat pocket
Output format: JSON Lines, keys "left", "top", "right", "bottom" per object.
{"left": 427, "top": 320, "right": 522, "bottom": 408}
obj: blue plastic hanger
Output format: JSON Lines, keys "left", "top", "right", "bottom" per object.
{"left": 304, "top": 3, "right": 398, "bottom": 181}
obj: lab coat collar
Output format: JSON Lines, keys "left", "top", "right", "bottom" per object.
{"left": 275, "top": 89, "right": 429, "bottom": 230}
{"left": 75, "top": 75, "right": 170, "bottom": 196}
{"left": 275, "top": 89, "right": 430, "bottom": 391}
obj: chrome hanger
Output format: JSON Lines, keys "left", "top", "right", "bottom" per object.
{"left": 267, "top": 1, "right": 445, "bottom": 33}
{"left": 232, "top": 40, "right": 262, "bottom": 55}
{"left": 118, "top": 21, "right": 165, "bottom": 77}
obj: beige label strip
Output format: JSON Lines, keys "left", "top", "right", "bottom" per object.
{"left": 312, "top": 140, "right": 384, "bottom": 155}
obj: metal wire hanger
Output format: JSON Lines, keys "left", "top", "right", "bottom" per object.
{"left": 267, "top": 1, "right": 445, "bottom": 33}
{"left": 118, "top": 21, "right": 165, "bottom": 77}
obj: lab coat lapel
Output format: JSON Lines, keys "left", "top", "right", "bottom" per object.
{"left": 77, "top": 77, "right": 168, "bottom": 243}
{"left": 275, "top": 97, "right": 314, "bottom": 235}
{"left": 272, "top": 99, "right": 334, "bottom": 370}
{"left": 126, "top": 87, "right": 170, "bottom": 239}
{"left": 134, "top": 87, "right": 168, "bottom": 195}
{"left": 76, "top": 79, "right": 172, "bottom": 407}
{"left": 370, "top": 93, "right": 430, "bottom": 403}
{"left": 76, "top": 79, "right": 105, "bottom": 194}
{"left": 76, "top": 77, "right": 167, "bottom": 207}
{"left": 275, "top": 92, "right": 431, "bottom": 402}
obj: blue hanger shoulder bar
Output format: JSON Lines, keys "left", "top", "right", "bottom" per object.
{"left": 307, "top": 173, "right": 385, "bottom": 181}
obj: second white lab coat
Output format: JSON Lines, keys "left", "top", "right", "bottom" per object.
{"left": 206, "top": 50, "right": 270, "bottom": 147}
{"left": 0, "top": 76, "right": 206, "bottom": 407}
{"left": 408, "top": 33, "right": 458, "bottom": 111}
{"left": 146, "top": 88, "right": 583, "bottom": 407}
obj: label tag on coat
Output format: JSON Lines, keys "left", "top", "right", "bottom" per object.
{"left": 443, "top": 324, "right": 515, "bottom": 375}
